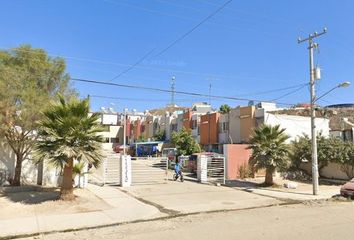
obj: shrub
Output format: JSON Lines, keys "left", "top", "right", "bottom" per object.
{"left": 238, "top": 163, "right": 253, "bottom": 179}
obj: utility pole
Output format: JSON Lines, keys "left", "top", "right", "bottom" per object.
{"left": 298, "top": 27, "right": 327, "bottom": 195}
{"left": 123, "top": 108, "right": 128, "bottom": 156}
{"left": 209, "top": 83, "right": 212, "bottom": 106}
{"left": 170, "top": 76, "right": 176, "bottom": 107}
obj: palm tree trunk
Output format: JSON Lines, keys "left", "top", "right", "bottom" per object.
{"left": 60, "top": 158, "right": 75, "bottom": 201}
{"left": 264, "top": 166, "right": 275, "bottom": 186}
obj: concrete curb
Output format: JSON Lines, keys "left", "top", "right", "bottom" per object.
{"left": 0, "top": 202, "right": 297, "bottom": 240}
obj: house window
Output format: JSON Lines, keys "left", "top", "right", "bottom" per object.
{"left": 223, "top": 122, "right": 229, "bottom": 132}
{"left": 219, "top": 122, "right": 228, "bottom": 133}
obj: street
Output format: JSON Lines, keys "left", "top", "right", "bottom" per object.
{"left": 19, "top": 201, "right": 354, "bottom": 240}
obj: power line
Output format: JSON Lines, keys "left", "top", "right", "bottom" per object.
{"left": 237, "top": 83, "right": 308, "bottom": 97}
{"left": 71, "top": 77, "right": 296, "bottom": 106}
{"left": 90, "top": 95, "right": 204, "bottom": 102}
{"left": 1, "top": 46, "right": 303, "bottom": 83}
{"left": 154, "top": 0, "right": 233, "bottom": 57}
{"left": 109, "top": 47, "right": 156, "bottom": 82}
{"left": 271, "top": 83, "right": 309, "bottom": 101}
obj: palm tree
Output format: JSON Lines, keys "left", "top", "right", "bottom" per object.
{"left": 35, "top": 95, "right": 104, "bottom": 200}
{"left": 248, "top": 124, "right": 290, "bottom": 186}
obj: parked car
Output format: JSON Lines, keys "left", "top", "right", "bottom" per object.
{"left": 340, "top": 178, "right": 354, "bottom": 197}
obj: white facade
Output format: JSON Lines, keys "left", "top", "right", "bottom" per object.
{"left": 0, "top": 141, "right": 61, "bottom": 186}
{"left": 218, "top": 113, "right": 229, "bottom": 144}
{"left": 102, "top": 114, "right": 118, "bottom": 125}
{"left": 176, "top": 113, "right": 184, "bottom": 132}
{"left": 100, "top": 125, "right": 123, "bottom": 151}
{"left": 191, "top": 114, "right": 201, "bottom": 143}
{"left": 262, "top": 112, "right": 330, "bottom": 142}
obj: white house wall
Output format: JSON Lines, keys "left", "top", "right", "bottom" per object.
{"left": 0, "top": 142, "right": 16, "bottom": 184}
{"left": 102, "top": 114, "right": 118, "bottom": 125}
{"left": 218, "top": 114, "right": 229, "bottom": 144}
{"left": 177, "top": 114, "right": 184, "bottom": 132}
{"left": 264, "top": 113, "right": 330, "bottom": 142}
{"left": 0, "top": 141, "right": 61, "bottom": 186}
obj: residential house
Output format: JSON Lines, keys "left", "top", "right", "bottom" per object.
{"left": 200, "top": 112, "right": 220, "bottom": 151}
{"left": 228, "top": 102, "right": 330, "bottom": 144}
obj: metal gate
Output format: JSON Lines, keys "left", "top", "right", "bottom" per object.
{"left": 90, "top": 152, "right": 121, "bottom": 185}
{"left": 207, "top": 156, "right": 225, "bottom": 184}
{"left": 131, "top": 157, "right": 168, "bottom": 185}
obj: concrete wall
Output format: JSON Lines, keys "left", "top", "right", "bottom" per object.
{"left": 0, "top": 141, "right": 61, "bottom": 186}
{"left": 223, "top": 144, "right": 252, "bottom": 180}
{"left": 0, "top": 142, "right": 16, "bottom": 183}
{"left": 101, "top": 125, "right": 123, "bottom": 151}
{"left": 191, "top": 114, "right": 200, "bottom": 142}
{"left": 229, "top": 108, "right": 241, "bottom": 144}
{"left": 301, "top": 162, "right": 353, "bottom": 180}
{"left": 218, "top": 114, "right": 229, "bottom": 144}
{"left": 240, "top": 106, "right": 256, "bottom": 143}
{"left": 229, "top": 106, "right": 256, "bottom": 144}
{"left": 144, "top": 115, "right": 155, "bottom": 140}
{"left": 177, "top": 113, "right": 184, "bottom": 132}
{"left": 264, "top": 113, "right": 330, "bottom": 142}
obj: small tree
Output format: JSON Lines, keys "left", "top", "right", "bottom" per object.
{"left": 289, "top": 135, "right": 311, "bottom": 170}
{"left": 72, "top": 162, "right": 90, "bottom": 188}
{"left": 35, "top": 95, "right": 103, "bottom": 200}
{"left": 0, "top": 45, "right": 72, "bottom": 186}
{"left": 248, "top": 124, "right": 290, "bottom": 186}
{"left": 153, "top": 129, "right": 166, "bottom": 141}
{"left": 219, "top": 104, "right": 231, "bottom": 114}
{"left": 290, "top": 134, "right": 343, "bottom": 175}
{"left": 335, "top": 142, "right": 354, "bottom": 179}
{"left": 137, "top": 135, "right": 146, "bottom": 142}
{"left": 171, "top": 127, "right": 201, "bottom": 156}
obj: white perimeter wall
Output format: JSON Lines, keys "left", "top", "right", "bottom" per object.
{"left": 264, "top": 113, "right": 330, "bottom": 142}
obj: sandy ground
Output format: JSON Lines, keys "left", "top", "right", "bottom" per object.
{"left": 18, "top": 201, "right": 354, "bottom": 240}
{"left": 0, "top": 187, "right": 112, "bottom": 220}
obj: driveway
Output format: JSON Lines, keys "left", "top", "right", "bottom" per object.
{"left": 121, "top": 180, "right": 282, "bottom": 214}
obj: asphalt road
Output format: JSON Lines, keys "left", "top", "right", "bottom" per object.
{"left": 18, "top": 201, "right": 354, "bottom": 240}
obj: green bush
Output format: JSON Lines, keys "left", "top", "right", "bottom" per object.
{"left": 290, "top": 134, "right": 354, "bottom": 179}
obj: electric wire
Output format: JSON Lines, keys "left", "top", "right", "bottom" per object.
{"left": 271, "top": 83, "right": 309, "bottom": 101}
{"left": 109, "top": 47, "right": 156, "bottom": 82}
{"left": 71, "top": 77, "right": 298, "bottom": 106}
{"left": 154, "top": 0, "right": 233, "bottom": 57}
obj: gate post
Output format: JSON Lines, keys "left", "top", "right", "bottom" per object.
{"left": 197, "top": 155, "right": 208, "bottom": 183}
{"left": 121, "top": 155, "right": 132, "bottom": 187}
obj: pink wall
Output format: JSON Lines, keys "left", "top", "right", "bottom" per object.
{"left": 223, "top": 144, "right": 252, "bottom": 180}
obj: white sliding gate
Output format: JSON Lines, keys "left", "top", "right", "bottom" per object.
{"left": 90, "top": 152, "right": 121, "bottom": 185}
{"left": 131, "top": 157, "right": 168, "bottom": 185}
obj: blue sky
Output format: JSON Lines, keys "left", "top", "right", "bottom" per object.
{"left": 0, "top": 0, "right": 353, "bottom": 112}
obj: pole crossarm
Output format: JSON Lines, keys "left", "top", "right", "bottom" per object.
{"left": 298, "top": 28, "right": 327, "bottom": 44}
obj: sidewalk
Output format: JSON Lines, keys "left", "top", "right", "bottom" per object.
{"left": 227, "top": 179, "right": 340, "bottom": 201}
{"left": 0, "top": 180, "right": 339, "bottom": 238}
{"left": 0, "top": 184, "right": 164, "bottom": 238}
{"left": 122, "top": 180, "right": 283, "bottom": 214}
